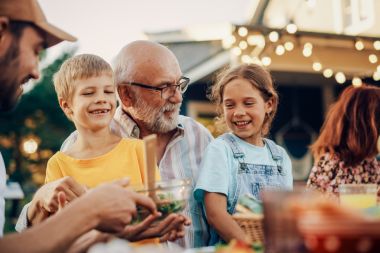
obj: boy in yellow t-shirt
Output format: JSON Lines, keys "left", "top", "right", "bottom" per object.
{"left": 46, "top": 54, "right": 158, "bottom": 188}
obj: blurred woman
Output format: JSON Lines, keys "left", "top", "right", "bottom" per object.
{"left": 307, "top": 85, "right": 380, "bottom": 196}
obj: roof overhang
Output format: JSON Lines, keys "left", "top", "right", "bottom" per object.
{"left": 227, "top": 25, "right": 380, "bottom": 82}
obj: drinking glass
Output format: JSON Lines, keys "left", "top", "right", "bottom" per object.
{"left": 339, "top": 184, "right": 377, "bottom": 209}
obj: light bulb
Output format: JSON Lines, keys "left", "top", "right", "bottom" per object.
{"left": 355, "top": 40, "right": 364, "bottom": 51}
{"left": 286, "top": 23, "right": 297, "bottom": 34}
{"left": 369, "top": 54, "right": 378, "bottom": 64}
{"left": 312, "top": 62, "right": 322, "bottom": 71}
{"left": 275, "top": 45, "right": 285, "bottom": 55}
{"left": 323, "top": 69, "right": 333, "bottom": 78}
{"left": 373, "top": 71, "right": 380, "bottom": 81}
{"left": 268, "top": 31, "right": 279, "bottom": 42}
{"left": 239, "top": 41, "right": 248, "bottom": 50}
{"left": 284, "top": 41, "right": 294, "bottom": 51}
{"left": 352, "top": 77, "right": 362, "bottom": 87}
{"left": 335, "top": 72, "right": 346, "bottom": 84}
{"left": 374, "top": 41, "right": 380, "bottom": 50}
{"left": 261, "top": 56, "right": 272, "bottom": 66}
{"left": 238, "top": 27, "right": 248, "bottom": 37}
{"left": 303, "top": 47, "right": 312, "bottom": 57}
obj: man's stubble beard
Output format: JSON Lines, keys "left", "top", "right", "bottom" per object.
{"left": 130, "top": 95, "right": 181, "bottom": 133}
{"left": 0, "top": 37, "right": 21, "bottom": 112}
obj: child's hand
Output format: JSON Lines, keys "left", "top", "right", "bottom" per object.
{"left": 28, "top": 176, "right": 87, "bottom": 225}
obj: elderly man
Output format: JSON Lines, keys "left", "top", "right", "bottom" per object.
{"left": 114, "top": 41, "right": 214, "bottom": 247}
{"left": 0, "top": 0, "right": 160, "bottom": 252}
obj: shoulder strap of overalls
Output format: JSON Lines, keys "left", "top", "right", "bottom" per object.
{"left": 263, "top": 138, "right": 284, "bottom": 174}
{"left": 220, "top": 133, "right": 245, "bottom": 162}
{"left": 219, "top": 133, "right": 245, "bottom": 214}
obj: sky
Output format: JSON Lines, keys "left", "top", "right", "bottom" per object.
{"left": 40, "top": 0, "right": 256, "bottom": 64}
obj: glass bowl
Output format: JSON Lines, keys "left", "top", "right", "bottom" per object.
{"left": 132, "top": 179, "right": 191, "bottom": 222}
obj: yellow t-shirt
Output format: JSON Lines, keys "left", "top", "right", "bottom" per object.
{"left": 45, "top": 138, "right": 161, "bottom": 245}
{"left": 45, "top": 138, "right": 160, "bottom": 188}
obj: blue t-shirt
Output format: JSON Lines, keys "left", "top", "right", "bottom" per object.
{"left": 194, "top": 133, "right": 293, "bottom": 245}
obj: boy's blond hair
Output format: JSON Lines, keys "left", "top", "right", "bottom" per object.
{"left": 53, "top": 54, "right": 114, "bottom": 102}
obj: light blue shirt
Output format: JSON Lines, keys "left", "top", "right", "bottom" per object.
{"left": 194, "top": 133, "right": 293, "bottom": 245}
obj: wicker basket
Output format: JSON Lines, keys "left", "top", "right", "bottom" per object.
{"left": 233, "top": 213, "right": 264, "bottom": 243}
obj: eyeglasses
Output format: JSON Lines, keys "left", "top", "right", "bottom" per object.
{"left": 125, "top": 76, "right": 190, "bottom": 99}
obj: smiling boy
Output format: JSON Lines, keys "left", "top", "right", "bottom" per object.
{"left": 47, "top": 54, "right": 153, "bottom": 188}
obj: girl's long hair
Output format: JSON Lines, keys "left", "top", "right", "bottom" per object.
{"left": 311, "top": 85, "right": 380, "bottom": 166}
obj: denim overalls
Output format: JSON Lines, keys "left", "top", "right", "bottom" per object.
{"left": 208, "top": 133, "right": 290, "bottom": 245}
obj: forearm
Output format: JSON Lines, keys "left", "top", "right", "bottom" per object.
{"left": 0, "top": 198, "right": 99, "bottom": 253}
{"left": 208, "top": 211, "right": 247, "bottom": 243}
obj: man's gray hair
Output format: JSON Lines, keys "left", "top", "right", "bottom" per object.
{"left": 112, "top": 52, "right": 128, "bottom": 86}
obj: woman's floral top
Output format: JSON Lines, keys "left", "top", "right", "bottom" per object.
{"left": 306, "top": 153, "right": 380, "bottom": 196}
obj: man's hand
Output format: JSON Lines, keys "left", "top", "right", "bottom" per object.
{"left": 117, "top": 213, "right": 191, "bottom": 242}
{"left": 84, "top": 178, "right": 157, "bottom": 234}
{"left": 27, "top": 176, "right": 87, "bottom": 226}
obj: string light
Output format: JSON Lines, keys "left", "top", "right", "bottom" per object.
{"left": 352, "top": 77, "right": 362, "bottom": 87}
{"left": 373, "top": 71, "right": 380, "bottom": 81}
{"left": 286, "top": 23, "right": 298, "bottom": 34}
{"left": 268, "top": 31, "right": 279, "bottom": 43}
{"left": 355, "top": 40, "right": 364, "bottom": 51}
{"left": 284, "top": 41, "right": 294, "bottom": 51}
{"left": 335, "top": 72, "right": 346, "bottom": 84}
{"left": 239, "top": 41, "right": 248, "bottom": 50}
{"left": 238, "top": 27, "right": 248, "bottom": 37}
{"left": 230, "top": 27, "right": 378, "bottom": 84}
{"left": 312, "top": 62, "right": 322, "bottom": 71}
{"left": 374, "top": 41, "right": 380, "bottom": 50}
{"left": 369, "top": 54, "right": 378, "bottom": 64}
{"left": 323, "top": 69, "right": 333, "bottom": 78}
{"left": 261, "top": 56, "right": 272, "bottom": 66}
{"left": 275, "top": 45, "right": 285, "bottom": 55}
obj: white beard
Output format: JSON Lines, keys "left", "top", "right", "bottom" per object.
{"left": 131, "top": 97, "right": 181, "bottom": 133}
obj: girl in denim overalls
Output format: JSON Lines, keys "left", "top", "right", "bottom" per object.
{"left": 194, "top": 64, "right": 293, "bottom": 245}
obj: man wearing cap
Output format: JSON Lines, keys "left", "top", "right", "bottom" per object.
{"left": 0, "top": 0, "right": 162, "bottom": 252}
{"left": 0, "top": 0, "right": 76, "bottom": 236}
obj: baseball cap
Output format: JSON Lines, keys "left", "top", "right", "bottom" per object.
{"left": 0, "top": 0, "right": 77, "bottom": 48}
